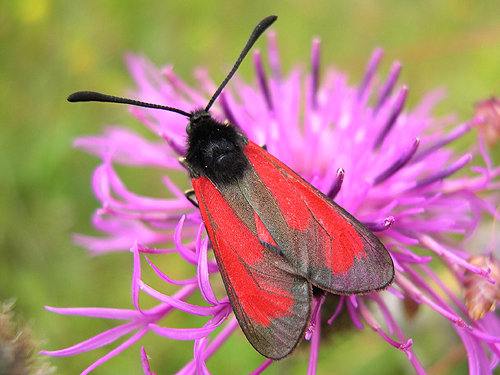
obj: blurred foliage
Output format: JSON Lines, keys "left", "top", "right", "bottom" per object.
{"left": 1, "top": 0, "right": 500, "bottom": 374}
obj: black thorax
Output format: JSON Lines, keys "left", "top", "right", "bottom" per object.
{"left": 185, "top": 109, "right": 250, "bottom": 185}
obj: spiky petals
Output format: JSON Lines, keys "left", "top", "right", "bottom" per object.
{"left": 141, "top": 347, "right": 157, "bottom": 375}
{"left": 42, "top": 230, "right": 231, "bottom": 375}
{"left": 49, "top": 32, "right": 500, "bottom": 375}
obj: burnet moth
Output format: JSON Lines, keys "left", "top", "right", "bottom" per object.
{"left": 68, "top": 15, "right": 395, "bottom": 360}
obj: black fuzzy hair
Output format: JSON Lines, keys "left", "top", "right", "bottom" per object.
{"left": 185, "top": 110, "right": 250, "bottom": 185}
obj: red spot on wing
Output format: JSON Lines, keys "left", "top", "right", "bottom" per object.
{"left": 244, "top": 141, "right": 366, "bottom": 275}
{"left": 254, "top": 211, "right": 278, "bottom": 248}
{"left": 292, "top": 177, "right": 367, "bottom": 274}
{"left": 193, "top": 176, "right": 295, "bottom": 327}
{"left": 243, "top": 146, "right": 312, "bottom": 231}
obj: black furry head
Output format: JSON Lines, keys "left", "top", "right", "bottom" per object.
{"left": 67, "top": 16, "right": 277, "bottom": 186}
{"left": 184, "top": 109, "right": 249, "bottom": 185}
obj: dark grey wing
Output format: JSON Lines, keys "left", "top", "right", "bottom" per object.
{"left": 239, "top": 142, "right": 395, "bottom": 295}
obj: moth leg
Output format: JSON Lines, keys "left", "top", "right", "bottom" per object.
{"left": 184, "top": 189, "right": 199, "bottom": 208}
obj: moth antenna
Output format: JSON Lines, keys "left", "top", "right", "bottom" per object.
{"left": 204, "top": 15, "right": 277, "bottom": 112}
{"left": 67, "top": 91, "right": 192, "bottom": 117}
{"left": 67, "top": 15, "right": 277, "bottom": 117}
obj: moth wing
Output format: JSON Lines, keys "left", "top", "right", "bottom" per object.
{"left": 193, "top": 176, "right": 312, "bottom": 360}
{"left": 240, "top": 141, "right": 394, "bottom": 295}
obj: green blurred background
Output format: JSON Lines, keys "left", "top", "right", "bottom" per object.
{"left": 2, "top": 1, "right": 500, "bottom": 374}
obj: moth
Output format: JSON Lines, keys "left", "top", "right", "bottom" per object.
{"left": 68, "top": 15, "right": 394, "bottom": 360}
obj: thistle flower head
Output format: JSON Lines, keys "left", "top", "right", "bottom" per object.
{"left": 42, "top": 31, "right": 500, "bottom": 375}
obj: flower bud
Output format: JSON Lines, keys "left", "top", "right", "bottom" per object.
{"left": 463, "top": 254, "right": 500, "bottom": 320}
{"left": 475, "top": 97, "right": 500, "bottom": 146}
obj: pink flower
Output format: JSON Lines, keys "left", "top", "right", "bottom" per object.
{"left": 42, "top": 31, "right": 500, "bottom": 375}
